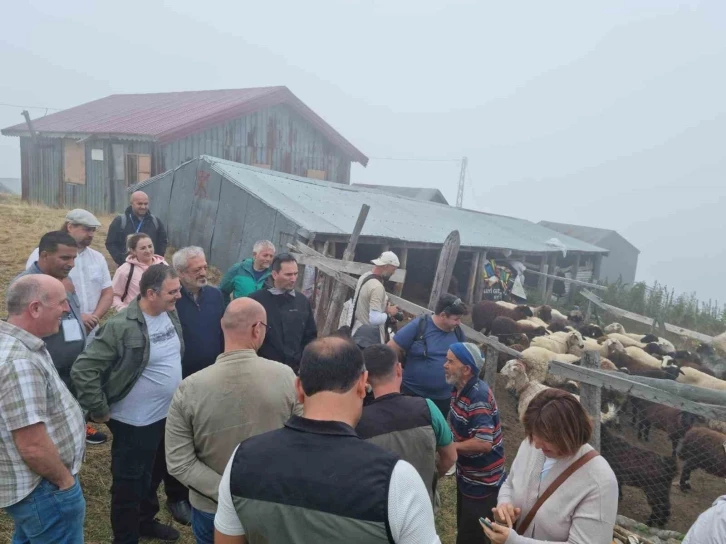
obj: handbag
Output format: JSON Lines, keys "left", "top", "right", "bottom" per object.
{"left": 516, "top": 450, "right": 600, "bottom": 535}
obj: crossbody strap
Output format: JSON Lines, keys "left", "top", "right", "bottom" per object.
{"left": 517, "top": 450, "right": 600, "bottom": 535}
{"left": 351, "top": 274, "right": 383, "bottom": 329}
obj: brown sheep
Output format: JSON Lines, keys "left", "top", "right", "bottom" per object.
{"left": 490, "top": 316, "right": 547, "bottom": 343}
{"left": 471, "top": 301, "right": 533, "bottom": 334}
{"left": 678, "top": 427, "right": 726, "bottom": 491}
{"left": 631, "top": 399, "right": 700, "bottom": 457}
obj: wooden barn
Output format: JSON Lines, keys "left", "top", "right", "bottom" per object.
{"left": 134, "top": 155, "right": 609, "bottom": 306}
{"left": 1, "top": 87, "right": 367, "bottom": 213}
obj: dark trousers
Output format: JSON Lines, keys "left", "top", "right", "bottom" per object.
{"left": 401, "top": 384, "right": 451, "bottom": 419}
{"left": 456, "top": 487, "right": 500, "bottom": 544}
{"left": 107, "top": 418, "right": 188, "bottom": 544}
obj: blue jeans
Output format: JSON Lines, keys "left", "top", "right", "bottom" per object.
{"left": 191, "top": 507, "right": 215, "bottom": 544}
{"left": 5, "top": 475, "right": 85, "bottom": 544}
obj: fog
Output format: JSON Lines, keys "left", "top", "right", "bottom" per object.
{"left": 1, "top": 0, "right": 724, "bottom": 302}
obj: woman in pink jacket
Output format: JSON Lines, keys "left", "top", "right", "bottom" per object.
{"left": 111, "top": 233, "right": 167, "bottom": 310}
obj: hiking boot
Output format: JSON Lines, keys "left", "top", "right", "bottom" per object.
{"left": 86, "top": 423, "right": 107, "bottom": 445}
{"left": 139, "top": 519, "right": 180, "bottom": 541}
{"left": 166, "top": 499, "right": 192, "bottom": 526}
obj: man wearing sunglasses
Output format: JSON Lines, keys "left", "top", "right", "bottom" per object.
{"left": 165, "top": 297, "right": 301, "bottom": 544}
{"left": 388, "top": 294, "right": 468, "bottom": 418}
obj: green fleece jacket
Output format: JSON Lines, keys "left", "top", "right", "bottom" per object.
{"left": 219, "top": 258, "right": 271, "bottom": 302}
{"left": 70, "top": 297, "right": 184, "bottom": 421}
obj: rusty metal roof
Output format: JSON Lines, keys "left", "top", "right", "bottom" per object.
{"left": 187, "top": 156, "right": 607, "bottom": 254}
{"left": 1, "top": 87, "right": 368, "bottom": 165}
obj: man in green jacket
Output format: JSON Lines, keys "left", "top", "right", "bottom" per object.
{"left": 71, "top": 264, "right": 190, "bottom": 542}
{"left": 219, "top": 240, "right": 275, "bottom": 302}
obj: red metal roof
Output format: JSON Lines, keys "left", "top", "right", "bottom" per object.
{"left": 2, "top": 87, "right": 368, "bottom": 165}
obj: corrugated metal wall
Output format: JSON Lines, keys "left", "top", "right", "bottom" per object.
{"left": 159, "top": 103, "right": 352, "bottom": 184}
{"left": 18, "top": 136, "right": 154, "bottom": 213}
{"left": 140, "top": 158, "right": 301, "bottom": 273}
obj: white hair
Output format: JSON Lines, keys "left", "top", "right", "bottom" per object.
{"left": 172, "top": 246, "right": 206, "bottom": 271}
{"left": 253, "top": 240, "right": 275, "bottom": 254}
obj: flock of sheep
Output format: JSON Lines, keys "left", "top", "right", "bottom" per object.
{"left": 470, "top": 300, "right": 726, "bottom": 529}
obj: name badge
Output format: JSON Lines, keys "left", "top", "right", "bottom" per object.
{"left": 62, "top": 319, "right": 83, "bottom": 342}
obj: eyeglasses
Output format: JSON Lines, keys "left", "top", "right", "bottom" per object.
{"left": 254, "top": 321, "right": 272, "bottom": 332}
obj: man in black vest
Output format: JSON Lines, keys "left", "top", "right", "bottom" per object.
{"left": 248, "top": 253, "right": 317, "bottom": 373}
{"left": 213, "top": 336, "right": 441, "bottom": 544}
{"left": 356, "top": 344, "right": 457, "bottom": 504}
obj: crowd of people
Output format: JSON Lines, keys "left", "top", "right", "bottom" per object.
{"left": 1, "top": 191, "right": 723, "bottom": 544}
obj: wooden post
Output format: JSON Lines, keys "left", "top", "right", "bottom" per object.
{"left": 465, "top": 252, "right": 479, "bottom": 306}
{"left": 315, "top": 241, "right": 333, "bottom": 326}
{"left": 544, "top": 254, "right": 558, "bottom": 303}
{"left": 322, "top": 205, "right": 371, "bottom": 336}
{"left": 484, "top": 336, "right": 500, "bottom": 394}
{"left": 381, "top": 243, "right": 390, "bottom": 252}
{"left": 428, "top": 231, "right": 461, "bottom": 311}
{"left": 568, "top": 253, "right": 581, "bottom": 304}
{"left": 393, "top": 247, "right": 408, "bottom": 297}
{"left": 593, "top": 254, "right": 604, "bottom": 282}
{"left": 580, "top": 350, "right": 602, "bottom": 451}
{"left": 474, "top": 250, "right": 487, "bottom": 304}
{"left": 295, "top": 233, "right": 316, "bottom": 290}
{"left": 537, "top": 255, "right": 549, "bottom": 301}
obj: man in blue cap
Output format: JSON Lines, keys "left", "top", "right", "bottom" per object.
{"left": 444, "top": 342, "right": 506, "bottom": 544}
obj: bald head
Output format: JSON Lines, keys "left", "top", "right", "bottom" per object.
{"left": 130, "top": 191, "right": 150, "bottom": 217}
{"left": 221, "top": 298, "right": 267, "bottom": 352}
{"left": 7, "top": 275, "right": 69, "bottom": 338}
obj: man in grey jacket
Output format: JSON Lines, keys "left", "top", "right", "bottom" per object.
{"left": 165, "top": 297, "right": 301, "bottom": 544}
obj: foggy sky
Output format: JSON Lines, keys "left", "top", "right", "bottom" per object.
{"left": 1, "top": 1, "right": 724, "bottom": 304}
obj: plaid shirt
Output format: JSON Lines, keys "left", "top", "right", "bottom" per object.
{"left": 0, "top": 320, "right": 86, "bottom": 507}
{"left": 449, "top": 376, "right": 506, "bottom": 499}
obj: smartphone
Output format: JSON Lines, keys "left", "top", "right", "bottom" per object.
{"left": 479, "top": 517, "right": 496, "bottom": 530}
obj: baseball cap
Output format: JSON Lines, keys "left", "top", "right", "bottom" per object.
{"left": 65, "top": 209, "right": 102, "bottom": 228}
{"left": 371, "top": 251, "right": 400, "bottom": 267}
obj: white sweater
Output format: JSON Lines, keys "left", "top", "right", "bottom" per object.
{"left": 499, "top": 439, "right": 619, "bottom": 544}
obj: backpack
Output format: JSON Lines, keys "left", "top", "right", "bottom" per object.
{"left": 339, "top": 274, "right": 384, "bottom": 329}
{"left": 119, "top": 213, "right": 159, "bottom": 231}
{"left": 415, "top": 314, "right": 464, "bottom": 358}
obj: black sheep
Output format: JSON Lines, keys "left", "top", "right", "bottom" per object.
{"left": 600, "top": 423, "right": 677, "bottom": 527}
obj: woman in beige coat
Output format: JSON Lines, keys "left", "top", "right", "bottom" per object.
{"left": 482, "top": 389, "right": 618, "bottom": 544}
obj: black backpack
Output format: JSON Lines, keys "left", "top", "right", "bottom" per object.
{"left": 415, "top": 314, "right": 464, "bottom": 358}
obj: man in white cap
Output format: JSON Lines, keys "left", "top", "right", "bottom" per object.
{"left": 25, "top": 209, "right": 112, "bottom": 445}
{"left": 350, "top": 251, "right": 400, "bottom": 343}
{"left": 26, "top": 209, "right": 113, "bottom": 338}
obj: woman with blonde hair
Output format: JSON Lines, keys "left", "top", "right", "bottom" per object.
{"left": 111, "top": 233, "right": 167, "bottom": 310}
{"left": 482, "top": 388, "right": 618, "bottom": 544}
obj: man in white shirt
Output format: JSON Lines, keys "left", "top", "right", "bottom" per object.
{"left": 26, "top": 209, "right": 113, "bottom": 338}
{"left": 683, "top": 494, "right": 726, "bottom": 544}
{"left": 214, "top": 336, "right": 440, "bottom": 544}
{"left": 350, "top": 251, "right": 401, "bottom": 343}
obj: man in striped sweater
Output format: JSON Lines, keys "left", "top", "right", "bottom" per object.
{"left": 444, "top": 342, "right": 506, "bottom": 544}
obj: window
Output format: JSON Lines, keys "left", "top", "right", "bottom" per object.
{"left": 306, "top": 169, "right": 326, "bottom": 180}
{"left": 64, "top": 140, "right": 86, "bottom": 184}
{"left": 126, "top": 154, "right": 151, "bottom": 186}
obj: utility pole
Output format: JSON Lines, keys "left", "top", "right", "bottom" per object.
{"left": 456, "top": 156, "right": 468, "bottom": 208}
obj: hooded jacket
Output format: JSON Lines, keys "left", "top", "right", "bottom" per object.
{"left": 105, "top": 206, "right": 168, "bottom": 265}
{"left": 111, "top": 255, "right": 168, "bottom": 310}
{"left": 219, "top": 258, "right": 272, "bottom": 302}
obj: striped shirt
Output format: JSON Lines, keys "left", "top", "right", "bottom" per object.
{"left": 0, "top": 321, "right": 86, "bottom": 508}
{"left": 449, "top": 376, "right": 506, "bottom": 498}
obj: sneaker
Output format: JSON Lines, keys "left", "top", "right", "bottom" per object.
{"left": 139, "top": 519, "right": 179, "bottom": 542}
{"left": 86, "top": 423, "right": 107, "bottom": 445}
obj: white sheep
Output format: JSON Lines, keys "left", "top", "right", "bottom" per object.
{"left": 531, "top": 330, "right": 584, "bottom": 354}
{"left": 500, "top": 360, "right": 551, "bottom": 419}
{"left": 604, "top": 322, "right": 675, "bottom": 352}
{"left": 606, "top": 333, "right": 646, "bottom": 349}
{"left": 623, "top": 346, "right": 662, "bottom": 370}
{"left": 604, "top": 323, "right": 625, "bottom": 334}
{"left": 676, "top": 366, "right": 726, "bottom": 391}
{"left": 519, "top": 347, "right": 580, "bottom": 386}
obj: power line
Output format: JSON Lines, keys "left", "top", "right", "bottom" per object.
{"left": 368, "top": 156, "right": 461, "bottom": 163}
{"left": 0, "top": 102, "right": 62, "bottom": 111}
